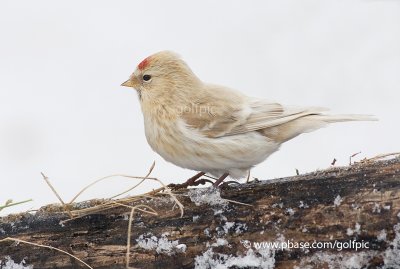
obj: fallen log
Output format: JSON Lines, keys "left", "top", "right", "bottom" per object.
{"left": 1, "top": 157, "right": 400, "bottom": 268}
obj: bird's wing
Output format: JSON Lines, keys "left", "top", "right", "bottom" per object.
{"left": 179, "top": 86, "right": 250, "bottom": 138}
{"left": 226, "top": 99, "right": 327, "bottom": 136}
{"left": 180, "top": 85, "right": 326, "bottom": 138}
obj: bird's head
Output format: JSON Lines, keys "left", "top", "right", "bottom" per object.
{"left": 121, "top": 51, "right": 200, "bottom": 101}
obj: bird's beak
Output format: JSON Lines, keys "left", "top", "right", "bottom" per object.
{"left": 121, "top": 79, "right": 135, "bottom": 87}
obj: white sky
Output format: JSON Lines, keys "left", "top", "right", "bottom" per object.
{"left": 0, "top": 0, "right": 399, "bottom": 215}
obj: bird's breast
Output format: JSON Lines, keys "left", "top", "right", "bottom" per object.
{"left": 143, "top": 114, "right": 183, "bottom": 160}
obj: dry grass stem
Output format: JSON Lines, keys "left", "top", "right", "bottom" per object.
{"left": 0, "top": 199, "right": 32, "bottom": 212}
{"left": 349, "top": 151, "right": 361, "bottom": 165}
{"left": 42, "top": 162, "right": 184, "bottom": 225}
{"left": 125, "top": 208, "right": 139, "bottom": 269}
{"left": 111, "top": 202, "right": 158, "bottom": 216}
{"left": 0, "top": 237, "right": 93, "bottom": 269}
{"left": 41, "top": 172, "right": 72, "bottom": 218}
{"left": 360, "top": 152, "right": 400, "bottom": 163}
{"left": 110, "top": 161, "right": 156, "bottom": 199}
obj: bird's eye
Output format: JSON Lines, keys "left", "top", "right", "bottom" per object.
{"left": 143, "top": 74, "right": 152, "bottom": 81}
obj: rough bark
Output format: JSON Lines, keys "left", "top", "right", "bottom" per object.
{"left": 1, "top": 157, "right": 400, "bottom": 269}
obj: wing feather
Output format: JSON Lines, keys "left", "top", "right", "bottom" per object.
{"left": 180, "top": 85, "right": 326, "bottom": 138}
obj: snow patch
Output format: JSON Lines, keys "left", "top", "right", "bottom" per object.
{"left": 347, "top": 223, "right": 361, "bottom": 236}
{"left": 176, "top": 244, "right": 187, "bottom": 253}
{"left": 377, "top": 229, "right": 387, "bottom": 241}
{"left": 136, "top": 233, "right": 186, "bottom": 255}
{"left": 0, "top": 257, "right": 33, "bottom": 269}
{"left": 189, "top": 188, "right": 228, "bottom": 207}
{"left": 235, "top": 223, "right": 247, "bottom": 234}
{"left": 194, "top": 248, "right": 275, "bottom": 269}
{"left": 299, "top": 201, "right": 309, "bottom": 208}
{"left": 334, "top": 195, "right": 342, "bottom": 207}
{"left": 372, "top": 203, "right": 381, "bottom": 213}
{"left": 286, "top": 208, "right": 295, "bottom": 216}
{"left": 296, "top": 223, "right": 400, "bottom": 268}
{"left": 204, "top": 228, "right": 211, "bottom": 237}
{"left": 222, "top": 222, "right": 235, "bottom": 234}
{"left": 294, "top": 251, "right": 376, "bottom": 269}
{"left": 212, "top": 238, "right": 228, "bottom": 247}
{"left": 383, "top": 224, "right": 400, "bottom": 268}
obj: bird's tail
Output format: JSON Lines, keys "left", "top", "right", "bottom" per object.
{"left": 262, "top": 113, "right": 377, "bottom": 143}
{"left": 313, "top": 114, "right": 378, "bottom": 123}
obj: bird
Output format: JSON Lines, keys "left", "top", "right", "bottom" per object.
{"left": 121, "top": 51, "right": 376, "bottom": 187}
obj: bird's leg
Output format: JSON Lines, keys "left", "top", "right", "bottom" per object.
{"left": 184, "top": 171, "right": 206, "bottom": 186}
{"left": 169, "top": 172, "right": 206, "bottom": 189}
{"left": 213, "top": 173, "right": 229, "bottom": 187}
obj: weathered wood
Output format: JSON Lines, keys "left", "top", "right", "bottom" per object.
{"left": 1, "top": 157, "right": 400, "bottom": 268}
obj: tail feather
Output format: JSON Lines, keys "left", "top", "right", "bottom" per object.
{"left": 261, "top": 113, "right": 377, "bottom": 143}
{"left": 312, "top": 114, "right": 378, "bottom": 123}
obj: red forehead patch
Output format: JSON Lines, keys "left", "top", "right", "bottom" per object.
{"left": 138, "top": 57, "right": 150, "bottom": 70}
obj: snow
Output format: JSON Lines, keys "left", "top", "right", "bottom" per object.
{"left": 212, "top": 238, "right": 228, "bottom": 247}
{"left": 372, "top": 203, "right": 381, "bottom": 213}
{"left": 333, "top": 195, "right": 342, "bottom": 207}
{"left": 377, "top": 229, "right": 387, "bottom": 241}
{"left": 295, "top": 223, "right": 400, "bottom": 268}
{"left": 176, "top": 244, "right": 187, "bottom": 253}
{"left": 354, "top": 223, "right": 361, "bottom": 234}
{"left": 382, "top": 224, "right": 400, "bottom": 268}
{"left": 299, "top": 201, "right": 309, "bottom": 208}
{"left": 294, "top": 251, "right": 376, "bottom": 269}
{"left": 189, "top": 188, "right": 228, "bottom": 207}
{"left": 194, "top": 248, "right": 275, "bottom": 269}
{"left": 286, "top": 208, "right": 295, "bottom": 216}
{"left": 235, "top": 223, "right": 247, "bottom": 234}
{"left": 204, "top": 228, "right": 211, "bottom": 237}
{"left": 347, "top": 223, "right": 361, "bottom": 236}
{"left": 136, "top": 233, "right": 186, "bottom": 255}
{"left": 222, "top": 222, "right": 235, "bottom": 234}
{"left": 0, "top": 257, "right": 32, "bottom": 269}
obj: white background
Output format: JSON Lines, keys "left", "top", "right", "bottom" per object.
{"left": 1, "top": 0, "right": 399, "bottom": 215}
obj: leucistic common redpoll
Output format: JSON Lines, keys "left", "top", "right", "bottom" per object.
{"left": 121, "top": 51, "right": 375, "bottom": 186}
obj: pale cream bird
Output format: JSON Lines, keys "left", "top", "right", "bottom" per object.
{"left": 121, "top": 51, "right": 375, "bottom": 187}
